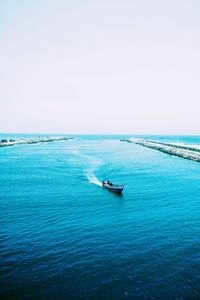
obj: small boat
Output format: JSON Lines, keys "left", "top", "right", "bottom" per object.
{"left": 102, "top": 180, "right": 124, "bottom": 193}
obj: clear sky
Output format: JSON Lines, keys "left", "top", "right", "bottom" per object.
{"left": 1, "top": 0, "right": 200, "bottom": 134}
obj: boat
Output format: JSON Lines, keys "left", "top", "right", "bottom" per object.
{"left": 102, "top": 180, "right": 124, "bottom": 193}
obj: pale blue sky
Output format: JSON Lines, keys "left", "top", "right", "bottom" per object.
{"left": 1, "top": 0, "right": 200, "bottom": 134}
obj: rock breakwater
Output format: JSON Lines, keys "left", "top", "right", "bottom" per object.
{"left": 121, "top": 138, "right": 200, "bottom": 162}
{"left": 0, "top": 136, "right": 72, "bottom": 148}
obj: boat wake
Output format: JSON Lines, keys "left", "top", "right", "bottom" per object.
{"left": 68, "top": 147, "right": 104, "bottom": 186}
{"left": 87, "top": 174, "right": 102, "bottom": 186}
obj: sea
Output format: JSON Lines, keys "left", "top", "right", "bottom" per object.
{"left": 0, "top": 134, "right": 200, "bottom": 300}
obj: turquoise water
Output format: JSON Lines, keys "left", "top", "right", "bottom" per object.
{"left": 0, "top": 135, "right": 200, "bottom": 299}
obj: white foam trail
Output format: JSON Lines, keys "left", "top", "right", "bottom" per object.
{"left": 87, "top": 174, "right": 102, "bottom": 186}
{"left": 68, "top": 147, "right": 104, "bottom": 184}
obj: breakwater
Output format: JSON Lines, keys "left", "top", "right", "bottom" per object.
{"left": 0, "top": 136, "right": 72, "bottom": 147}
{"left": 121, "top": 138, "right": 200, "bottom": 162}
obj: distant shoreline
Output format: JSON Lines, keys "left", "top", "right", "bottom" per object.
{"left": 121, "top": 138, "right": 200, "bottom": 162}
{"left": 0, "top": 136, "right": 73, "bottom": 148}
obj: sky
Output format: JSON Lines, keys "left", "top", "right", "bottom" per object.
{"left": 1, "top": 0, "right": 200, "bottom": 134}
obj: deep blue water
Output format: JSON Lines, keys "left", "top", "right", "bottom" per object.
{"left": 0, "top": 135, "right": 200, "bottom": 300}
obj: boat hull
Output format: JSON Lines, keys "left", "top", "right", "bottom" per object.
{"left": 102, "top": 183, "right": 124, "bottom": 193}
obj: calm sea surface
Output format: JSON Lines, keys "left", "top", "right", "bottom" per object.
{"left": 0, "top": 135, "right": 200, "bottom": 300}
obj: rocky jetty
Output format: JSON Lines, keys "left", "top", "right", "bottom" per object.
{"left": 121, "top": 138, "right": 200, "bottom": 162}
{"left": 0, "top": 136, "right": 73, "bottom": 148}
